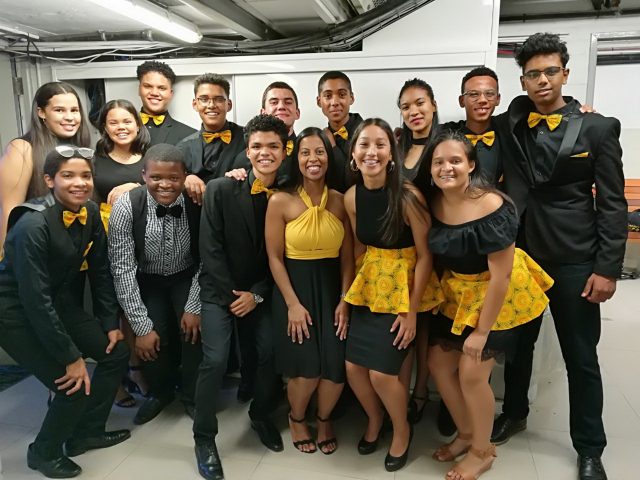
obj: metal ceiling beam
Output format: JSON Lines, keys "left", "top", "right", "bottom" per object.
{"left": 194, "top": 0, "right": 282, "bottom": 40}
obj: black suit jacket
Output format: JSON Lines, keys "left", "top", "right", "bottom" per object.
{"left": 0, "top": 196, "right": 119, "bottom": 364}
{"left": 497, "top": 95, "right": 627, "bottom": 277}
{"left": 177, "top": 122, "right": 245, "bottom": 184}
{"left": 199, "top": 176, "right": 272, "bottom": 306}
{"left": 145, "top": 112, "right": 196, "bottom": 146}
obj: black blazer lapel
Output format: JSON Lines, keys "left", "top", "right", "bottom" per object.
{"left": 154, "top": 114, "right": 173, "bottom": 144}
{"left": 236, "top": 180, "right": 256, "bottom": 247}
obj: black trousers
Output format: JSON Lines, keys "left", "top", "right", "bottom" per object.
{"left": 502, "top": 261, "right": 606, "bottom": 457}
{"left": 138, "top": 270, "right": 203, "bottom": 405}
{"left": 0, "top": 310, "right": 129, "bottom": 459}
{"left": 193, "top": 301, "right": 279, "bottom": 445}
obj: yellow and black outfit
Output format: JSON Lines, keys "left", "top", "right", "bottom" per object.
{"left": 344, "top": 184, "right": 443, "bottom": 375}
{"left": 428, "top": 200, "right": 553, "bottom": 360}
{"left": 273, "top": 186, "right": 346, "bottom": 383}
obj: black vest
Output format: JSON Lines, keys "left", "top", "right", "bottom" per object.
{"left": 128, "top": 186, "right": 201, "bottom": 266}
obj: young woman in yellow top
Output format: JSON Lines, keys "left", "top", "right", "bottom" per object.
{"left": 266, "top": 127, "right": 353, "bottom": 455}
{"left": 343, "top": 118, "right": 442, "bottom": 472}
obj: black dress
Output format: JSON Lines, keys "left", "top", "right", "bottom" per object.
{"left": 93, "top": 153, "right": 144, "bottom": 204}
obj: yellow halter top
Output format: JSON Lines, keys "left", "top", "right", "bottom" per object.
{"left": 285, "top": 186, "right": 344, "bottom": 260}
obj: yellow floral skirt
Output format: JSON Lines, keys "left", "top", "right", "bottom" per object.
{"left": 438, "top": 248, "right": 554, "bottom": 335}
{"left": 345, "top": 246, "right": 444, "bottom": 314}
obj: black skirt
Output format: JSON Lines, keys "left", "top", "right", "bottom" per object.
{"left": 345, "top": 306, "right": 410, "bottom": 375}
{"left": 428, "top": 312, "right": 519, "bottom": 362}
{"left": 272, "top": 257, "right": 345, "bottom": 383}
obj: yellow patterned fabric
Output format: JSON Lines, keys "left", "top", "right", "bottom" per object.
{"left": 140, "top": 112, "right": 165, "bottom": 126}
{"left": 527, "top": 112, "right": 562, "bottom": 131}
{"left": 439, "top": 248, "right": 554, "bottom": 334}
{"left": 345, "top": 246, "right": 444, "bottom": 314}
{"left": 99, "top": 202, "right": 112, "bottom": 233}
{"left": 62, "top": 207, "right": 87, "bottom": 228}
{"left": 285, "top": 186, "right": 344, "bottom": 260}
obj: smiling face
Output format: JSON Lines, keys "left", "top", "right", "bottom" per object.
{"left": 459, "top": 75, "right": 500, "bottom": 125}
{"left": 192, "top": 83, "right": 232, "bottom": 132}
{"left": 142, "top": 160, "right": 186, "bottom": 206}
{"left": 317, "top": 78, "right": 354, "bottom": 128}
{"left": 352, "top": 124, "right": 392, "bottom": 180}
{"left": 44, "top": 157, "right": 93, "bottom": 212}
{"left": 430, "top": 139, "right": 475, "bottom": 191}
{"left": 37, "top": 93, "right": 81, "bottom": 139}
{"left": 246, "top": 131, "right": 285, "bottom": 177}
{"left": 261, "top": 87, "right": 300, "bottom": 132}
{"left": 399, "top": 86, "right": 437, "bottom": 137}
{"left": 138, "top": 71, "right": 174, "bottom": 115}
{"left": 105, "top": 107, "right": 139, "bottom": 150}
{"left": 520, "top": 53, "right": 569, "bottom": 113}
{"left": 298, "top": 135, "right": 328, "bottom": 182}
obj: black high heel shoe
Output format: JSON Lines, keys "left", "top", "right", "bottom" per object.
{"left": 408, "top": 393, "right": 428, "bottom": 424}
{"left": 357, "top": 424, "right": 385, "bottom": 455}
{"left": 384, "top": 424, "right": 413, "bottom": 472}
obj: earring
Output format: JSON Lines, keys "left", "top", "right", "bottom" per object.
{"left": 430, "top": 176, "right": 434, "bottom": 186}
{"left": 350, "top": 159, "right": 359, "bottom": 172}
{"left": 387, "top": 160, "right": 395, "bottom": 173}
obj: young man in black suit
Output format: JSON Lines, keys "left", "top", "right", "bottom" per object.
{"left": 193, "top": 114, "right": 287, "bottom": 480}
{"left": 137, "top": 61, "right": 196, "bottom": 146}
{"left": 317, "top": 71, "right": 362, "bottom": 193}
{"left": 109, "top": 144, "right": 202, "bottom": 425}
{"left": 497, "top": 33, "right": 627, "bottom": 480}
{"left": 178, "top": 74, "right": 246, "bottom": 206}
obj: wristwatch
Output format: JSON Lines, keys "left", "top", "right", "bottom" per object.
{"left": 252, "top": 293, "right": 264, "bottom": 305}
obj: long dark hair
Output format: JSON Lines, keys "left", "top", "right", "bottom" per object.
{"left": 96, "top": 99, "right": 150, "bottom": 157}
{"left": 397, "top": 78, "right": 439, "bottom": 157}
{"left": 25, "top": 82, "right": 91, "bottom": 197}
{"left": 289, "top": 127, "right": 337, "bottom": 192}
{"left": 349, "top": 118, "right": 423, "bottom": 245}
{"left": 417, "top": 129, "right": 513, "bottom": 205}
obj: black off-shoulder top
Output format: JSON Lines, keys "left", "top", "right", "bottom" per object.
{"left": 428, "top": 200, "right": 518, "bottom": 274}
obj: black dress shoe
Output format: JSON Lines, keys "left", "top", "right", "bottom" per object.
{"left": 578, "top": 456, "right": 608, "bottom": 480}
{"left": 490, "top": 413, "right": 527, "bottom": 445}
{"left": 184, "top": 403, "right": 196, "bottom": 420}
{"left": 384, "top": 425, "right": 413, "bottom": 472}
{"left": 134, "top": 395, "right": 174, "bottom": 425}
{"left": 237, "top": 381, "right": 254, "bottom": 404}
{"left": 27, "top": 443, "right": 82, "bottom": 478}
{"left": 250, "top": 419, "right": 284, "bottom": 452}
{"left": 65, "top": 430, "right": 131, "bottom": 457}
{"left": 195, "top": 443, "right": 224, "bottom": 480}
{"left": 437, "top": 400, "right": 457, "bottom": 437}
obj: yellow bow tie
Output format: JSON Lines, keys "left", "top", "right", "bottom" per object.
{"left": 465, "top": 131, "right": 495, "bottom": 147}
{"left": 333, "top": 126, "right": 348, "bottom": 141}
{"left": 140, "top": 112, "right": 166, "bottom": 126}
{"left": 63, "top": 207, "right": 88, "bottom": 228}
{"left": 527, "top": 112, "right": 563, "bottom": 131}
{"left": 250, "top": 178, "right": 277, "bottom": 198}
{"left": 286, "top": 140, "right": 294, "bottom": 156}
{"left": 202, "top": 130, "right": 232, "bottom": 144}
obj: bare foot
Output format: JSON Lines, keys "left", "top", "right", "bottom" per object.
{"left": 446, "top": 445, "right": 496, "bottom": 480}
{"left": 288, "top": 414, "right": 316, "bottom": 453}
{"left": 316, "top": 415, "right": 337, "bottom": 454}
{"left": 433, "top": 433, "right": 472, "bottom": 462}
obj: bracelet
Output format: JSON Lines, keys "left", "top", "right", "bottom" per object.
{"left": 339, "top": 292, "right": 347, "bottom": 299}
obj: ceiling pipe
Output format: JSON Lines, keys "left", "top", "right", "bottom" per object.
{"left": 500, "top": 8, "right": 640, "bottom": 22}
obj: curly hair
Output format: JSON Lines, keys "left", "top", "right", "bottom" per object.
{"left": 136, "top": 61, "right": 177, "bottom": 86}
{"left": 193, "top": 73, "right": 230, "bottom": 97}
{"left": 515, "top": 32, "right": 570, "bottom": 70}
{"left": 460, "top": 67, "right": 499, "bottom": 94}
{"left": 244, "top": 113, "right": 289, "bottom": 146}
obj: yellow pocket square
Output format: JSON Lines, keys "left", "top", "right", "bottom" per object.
{"left": 570, "top": 152, "right": 590, "bottom": 158}
{"left": 80, "top": 241, "right": 93, "bottom": 271}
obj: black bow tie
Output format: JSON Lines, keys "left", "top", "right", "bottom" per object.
{"left": 156, "top": 204, "right": 183, "bottom": 218}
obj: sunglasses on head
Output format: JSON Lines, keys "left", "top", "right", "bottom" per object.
{"left": 55, "top": 146, "right": 94, "bottom": 160}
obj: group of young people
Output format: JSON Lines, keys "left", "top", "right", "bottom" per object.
{"left": 0, "top": 31, "right": 627, "bottom": 480}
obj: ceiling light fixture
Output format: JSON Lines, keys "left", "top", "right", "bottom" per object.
{"left": 312, "top": 0, "right": 350, "bottom": 24}
{"left": 85, "top": 0, "right": 202, "bottom": 44}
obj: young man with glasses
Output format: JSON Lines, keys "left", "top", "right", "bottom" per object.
{"left": 177, "top": 74, "right": 245, "bottom": 205}
{"left": 137, "top": 61, "right": 196, "bottom": 146}
{"left": 497, "top": 32, "right": 626, "bottom": 480}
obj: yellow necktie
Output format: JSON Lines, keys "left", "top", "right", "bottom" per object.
{"left": 140, "top": 112, "right": 166, "bottom": 126}
{"left": 250, "top": 178, "right": 277, "bottom": 199}
{"left": 465, "top": 131, "right": 495, "bottom": 147}
{"left": 63, "top": 207, "right": 88, "bottom": 228}
{"left": 333, "top": 126, "right": 348, "bottom": 141}
{"left": 286, "top": 140, "right": 294, "bottom": 156}
{"left": 202, "top": 130, "right": 232, "bottom": 144}
{"left": 527, "top": 112, "right": 563, "bottom": 131}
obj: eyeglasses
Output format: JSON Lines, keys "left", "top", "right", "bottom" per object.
{"left": 55, "top": 146, "right": 94, "bottom": 160}
{"left": 462, "top": 90, "right": 498, "bottom": 101}
{"left": 196, "top": 96, "right": 228, "bottom": 107}
{"left": 522, "top": 66, "right": 565, "bottom": 81}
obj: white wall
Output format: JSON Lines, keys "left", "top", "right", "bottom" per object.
{"left": 497, "top": 15, "right": 640, "bottom": 178}
{"left": 50, "top": 0, "right": 500, "bottom": 134}
{"left": 0, "top": 57, "right": 20, "bottom": 151}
